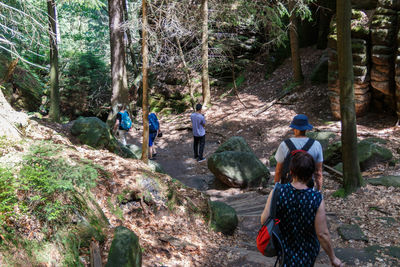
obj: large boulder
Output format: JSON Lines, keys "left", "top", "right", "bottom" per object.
{"left": 71, "top": 117, "right": 117, "bottom": 149}
{"left": 209, "top": 201, "right": 238, "bottom": 235}
{"left": 310, "top": 53, "right": 329, "bottom": 84}
{"left": 215, "top": 136, "right": 254, "bottom": 154}
{"left": 306, "top": 131, "right": 338, "bottom": 150}
{"left": 208, "top": 151, "right": 269, "bottom": 188}
{"left": 106, "top": 226, "right": 142, "bottom": 267}
{"left": 209, "top": 136, "right": 270, "bottom": 188}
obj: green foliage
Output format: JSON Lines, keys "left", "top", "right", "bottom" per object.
{"left": 332, "top": 188, "right": 347, "bottom": 198}
{"left": 0, "top": 168, "right": 18, "bottom": 225}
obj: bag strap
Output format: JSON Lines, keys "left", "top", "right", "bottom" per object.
{"left": 284, "top": 139, "right": 297, "bottom": 152}
{"left": 269, "top": 183, "right": 281, "bottom": 219}
{"left": 301, "top": 138, "right": 315, "bottom": 152}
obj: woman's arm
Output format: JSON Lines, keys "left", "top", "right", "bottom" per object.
{"left": 315, "top": 200, "right": 343, "bottom": 267}
{"left": 260, "top": 190, "right": 274, "bottom": 225}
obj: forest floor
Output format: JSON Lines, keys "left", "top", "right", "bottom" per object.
{"left": 125, "top": 46, "right": 400, "bottom": 266}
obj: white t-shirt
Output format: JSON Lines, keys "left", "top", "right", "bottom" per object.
{"left": 275, "top": 137, "right": 323, "bottom": 163}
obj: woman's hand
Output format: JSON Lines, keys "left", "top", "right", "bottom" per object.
{"left": 331, "top": 256, "right": 343, "bottom": 267}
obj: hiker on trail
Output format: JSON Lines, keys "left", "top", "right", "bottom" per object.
{"left": 190, "top": 103, "right": 206, "bottom": 162}
{"left": 113, "top": 104, "right": 132, "bottom": 146}
{"left": 148, "top": 111, "right": 160, "bottom": 160}
{"left": 261, "top": 152, "right": 343, "bottom": 267}
{"left": 274, "top": 114, "right": 323, "bottom": 191}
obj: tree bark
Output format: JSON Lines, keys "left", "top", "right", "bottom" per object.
{"left": 47, "top": 0, "right": 60, "bottom": 122}
{"left": 123, "top": 0, "right": 139, "bottom": 76}
{"left": 337, "top": 0, "right": 363, "bottom": 193}
{"left": 201, "top": 0, "right": 210, "bottom": 106}
{"left": 1, "top": 58, "right": 19, "bottom": 84}
{"left": 141, "top": 0, "right": 149, "bottom": 163}
{"left": 107, "top": 0, "right": 129, "bottom": 125}
{"left": 289, "top": 0, "right": 303, "bottom": 83}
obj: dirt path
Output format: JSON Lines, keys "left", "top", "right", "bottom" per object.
{"left": 125, "top": 47, "right": 400, "bottom": 266}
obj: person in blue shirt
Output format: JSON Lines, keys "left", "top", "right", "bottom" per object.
{"left": 190, "top": 104, "right": 206, "bottom": 162}
{"left": 148, "top": 112, "right": 160, "bottom": 159}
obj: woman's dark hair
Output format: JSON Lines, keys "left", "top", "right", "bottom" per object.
{"left": 289, "top": 151, "right": 315, "bottom": 183}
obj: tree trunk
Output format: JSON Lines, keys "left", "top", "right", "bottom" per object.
{"left": 337, "top": 0, "right": 363, "bottom": 193}
{"left": 289, "top": 0, "right": 303, "bottom": 83}
{"left": 123, "top": 0, "right": 139, "bottom": 76}
{"left": 201, "top": 0, "right": 210, "bottom": 106}
{"left": 107, "top": 0, "right": 129, "bottom": 125}
{"left": 47, "top": 0, "right": 60, "bottom": 122}
{"left": 1, "top": 58, "right": 19, "bottom": 84}
{"left": 176, "top": 37, "right": 196, "bottom": 110}
{"left": 141, "top": 0, "right": 149, "bottom": 163}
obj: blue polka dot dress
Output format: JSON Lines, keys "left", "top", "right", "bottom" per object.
{"left": 276, "top": 183, "right": 323, "bottom": 266}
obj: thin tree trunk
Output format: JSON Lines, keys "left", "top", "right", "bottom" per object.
{"left": 107, "top": 0, "right": 129, "bottom": 125}
{"left": 201, "top": 0, "right": 210, "bottom": 106}
{"left": 337, "top": 0, "right": 363, "bottom": 193}
{"left": 47, "top": 0, "right": 60, "bottom": 122}
{"left": 141, "top": 0, "right": 149, "bottom": 163}
{"left": 1, "top": 58, "right": 19, "bottom": 84}
{"left": 289, "top": 0, "right": 303, "bottom": 83}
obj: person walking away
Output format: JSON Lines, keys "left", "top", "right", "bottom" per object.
{"left": 274, "top": 114, "right": 324, "bottom": 191}
{"left": 113, "top": 104, "right": 132, "bottom": 146}
{"left": 191, "top": 104, "right": 206, "bottom": 162}
{"left": 148, "top": 111, "right": 160, "bottom": 159}
{"left": 261, "top": 152, "right": 343, "bottom": 267}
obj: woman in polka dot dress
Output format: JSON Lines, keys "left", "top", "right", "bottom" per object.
{"left": 261, "top": 152, "right": 343, "bottom": 267}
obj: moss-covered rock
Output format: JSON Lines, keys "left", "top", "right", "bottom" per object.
{"left": 306, "top": 131, "right": 337, "bottom": 150}
{"left": 214, "top": 136, "right": 254, "bottom": 154}
{"left": 338, "top": 224, "right": 368, "bottom": 241}
{"left": 368, "top": 176, "right": 400, "bottom": 187}
{"left": 71, "top": 117, "right": 117, "bottom": 149}
{"left": 311, "top": 55, "right": 329, "bottom": 84}
{"left": 210, "top": 201, "right": 238, "bottom": 235}
{"left": 106, "top": 226, "right": 142, "bottom": 267}
{"left": 358, "top": 139, "right": 393, "bottom": 170}
{"left": 208, "top": 151, "right": 270, "bottom": 188}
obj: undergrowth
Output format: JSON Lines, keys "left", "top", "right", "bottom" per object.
{"left": 0, "top": 141, "right": 108, "bottom": 265}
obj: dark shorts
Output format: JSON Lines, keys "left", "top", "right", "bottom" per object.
{"left": 149, "top": 132, "right": 157, "bottom": 147}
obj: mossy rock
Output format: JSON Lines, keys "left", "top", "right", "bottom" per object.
{"left": 71, "top": 117, "right": 116, "bottom": 149}
{"left": 333, "top": 162, "right": 343, "bottom": 173}
{"left": 368, "top": 176, "right": 400, "bottom": 187}
{"left": 209, "top": 201, "right": 238, "bottom": 235}
{"left": 310, "top": 55, "right": 329, "bottom": 84}
{"left": 106, "top": 226, "right": 142, "bottom": 267}
{"left": 148, "top": 160, "right": 165, "bottom": 174}
{"left": 215, "top": 136, "right": 254, "bottom": 154}
{"left": 208, "top": 151, "right": 270, "bottom": 188}
{"left": 358, "top": 140, "right": 392, "bottom": 170}
{"left": 338, "top": 224, "right": 368, "bottom": 241}
{"left": 126, "top": 144, "right": 142, "bottom": 159}
{"left": 324, "top": 141, "right": 342, "bottom": 165}
{"left": 306, "top": 131, "right": 337, "bottom": 150}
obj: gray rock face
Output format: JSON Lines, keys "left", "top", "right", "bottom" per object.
{"left": 106, "top": 226, "right": 142, "bottom": 267}
{"left": 210, "top": 201, "right": 238, "bottom": 235}
{"left": 208, "top": 137, "right": 270, "bottom": 188}
{"left": 208, "top": 151, "right": 269, "bottom": 188}
{"left": 311, "top": 53, "right": 329, "bottom": 84}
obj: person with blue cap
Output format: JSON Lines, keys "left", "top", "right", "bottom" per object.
{"left": 273, "top": 114, "right": 324, "bottom": 191}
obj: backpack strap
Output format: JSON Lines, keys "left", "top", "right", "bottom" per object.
{"left": 301, "top": 138, "right": 315, "bottom": 152}
{"left": 284, "top": 139, "right": 297, "bottom": 152}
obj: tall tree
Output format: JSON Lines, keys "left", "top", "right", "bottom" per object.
{"left": 47, "top": 0, "right": 60, "bottom": 122}
{"left": 337, "top": 0, "right": 363, "bottom": 193}
{"left": 288, "top": 0, "right": 303, "bottom": 83}
{"left": 201, "top": 0, "right": 210, "bottom": 106}
{"left": 107, "top": 0, "right": 129, "bottom": 125}
{"left": 141, "top": 0, "right": 149, "bottom": 163}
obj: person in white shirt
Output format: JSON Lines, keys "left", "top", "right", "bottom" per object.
{"left": 274, "top": 114, "right": 324, "bottom": 191}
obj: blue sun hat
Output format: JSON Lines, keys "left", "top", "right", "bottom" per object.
{"left": 289, "top": 114, "right": 313, "bottom": 131}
